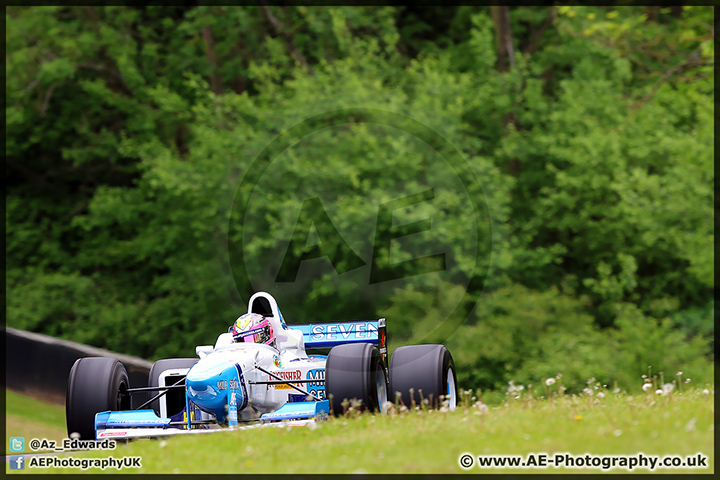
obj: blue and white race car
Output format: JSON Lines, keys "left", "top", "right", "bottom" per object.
{"left": 65, "top": 292, "right": 459, "bottom": 440}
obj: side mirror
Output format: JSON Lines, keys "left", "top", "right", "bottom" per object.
{"left": 196, "top": 345, "right": 213, "bottom": 359}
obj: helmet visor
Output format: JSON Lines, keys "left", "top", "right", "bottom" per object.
{"left": 232, "top": 319, "right": 273, "bottom": 344}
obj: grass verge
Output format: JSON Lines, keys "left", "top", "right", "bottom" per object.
{"left": 5, "top": 387, "right": 714, "bottom": 474}
{"left": 5, "top": 390, "right": 67, "bottom": 455}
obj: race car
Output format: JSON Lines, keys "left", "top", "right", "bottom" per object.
{"left": 65, "top": 291, "right": 459, "bottom": 440}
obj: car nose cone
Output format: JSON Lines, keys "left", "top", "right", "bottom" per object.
{"left": 185, "top": 360, "right": 242, "bottom": 418}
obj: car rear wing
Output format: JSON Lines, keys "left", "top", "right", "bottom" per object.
{"left": 293, "top": 318, "right": 388, "bottom": 366}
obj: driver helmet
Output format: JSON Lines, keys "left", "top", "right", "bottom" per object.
{"left": 231, "top": 313, "right": 275, "bottom": 347}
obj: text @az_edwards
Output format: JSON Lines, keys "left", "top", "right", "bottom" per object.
{"left": 26, "top": 437, "right": 116, "bottom": 452}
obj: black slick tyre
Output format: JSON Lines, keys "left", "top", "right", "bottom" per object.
{"left": 146, "top": 358, "right": 198, "bottom": 416}
{"left": 325, "top": 343, "right": 388, "bottom": 415}
{"left": 66, "top": 357, "right": 130, "bottom": 440}
{"left": 389, "top": 344, "right": 458, "bottom": 410}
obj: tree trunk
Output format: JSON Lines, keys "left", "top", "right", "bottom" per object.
{"left": 523, "top": 7, "right": 556, "bottom": 55}
{"left": 260, "top": 5, "right": 313, "bottom": 76}
{"left": 645, "top": 6, "right": 660, "bottom": 24}
{"left": 490, "top": 6, "right": 515, "bottom": 72}
{"left": 202, "top": 25, "right": 225, "bottom": 95}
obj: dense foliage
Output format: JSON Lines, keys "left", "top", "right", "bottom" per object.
{"left": 6, "top": 6, "right": 714, "bottom": 393}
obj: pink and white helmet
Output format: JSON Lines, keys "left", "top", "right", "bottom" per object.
{"left": 231, "top": 313, "right": 275, "bottom": 346}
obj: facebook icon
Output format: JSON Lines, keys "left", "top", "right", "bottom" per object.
{"left": 10, "top": 456, "right": 25, "bottom": 470}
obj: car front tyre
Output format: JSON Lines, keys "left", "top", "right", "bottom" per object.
{"left": 66, "top": 357, "right": 130, "bottom": 440}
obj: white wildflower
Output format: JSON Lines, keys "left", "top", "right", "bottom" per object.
{"left": 545, "top": 378, "right": 556, "bottom": 386}
{"left": 642, "top": 383, "right": 652, "bottom": 392}
{"left": 662, "top": 383, "right": 674, "bottom": 395}
{"left": 473, "top": 401, "right": 488, "bottom": 414}
{"left": 655, "top": 389, "right": 663, "bottom": 395}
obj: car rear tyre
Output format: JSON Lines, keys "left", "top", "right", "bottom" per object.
{"left": 389, "top": 344, "right": 458, "bottom": 410}
{"left": 326, "top": 343, "right": 388, "bottom": 415}
{"left": 147, "top": 358, "right": 199, "bottom": 416}
{"left": 66, "top": 357, "right": 130, "bottom": 440}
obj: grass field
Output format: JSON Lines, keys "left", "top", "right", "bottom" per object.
{"left": 6, "top": 389, "right": 714, "bottom": 473}
{"left": 5, "top": 391, "right": 67, "bottom": 455}
{"left": 5, "top": 386, "right": 714, "bottom": 474}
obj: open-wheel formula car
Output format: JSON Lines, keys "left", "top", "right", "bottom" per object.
{"left": 65, "top": 292, "right": 459, "bottom": 439}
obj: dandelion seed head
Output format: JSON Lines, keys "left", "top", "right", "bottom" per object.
{"left": 545, "top": 378, "right": 556, "bottom": 386}
{"left": 473, "top": 401, "right": 489, "bottom": 414}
